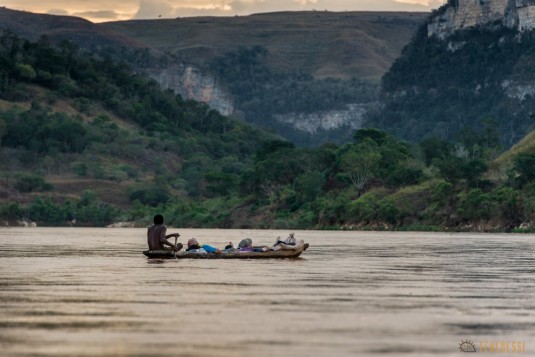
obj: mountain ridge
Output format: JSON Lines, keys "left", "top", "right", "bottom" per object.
{"left": 428, "top": 0, "right": 535, "bottom": 39}
{"left": 102, "top": 10, "right": 428, "bottom": 81}
{"left": 0, "top": 7, "right": 146, "bottom": 49}
{"left": 366, "top": 0, "right": 535, "bottom": 146}
{"left": 0, "top": 29, "right": 533, "bottom": 231}
{"left": 101, "top": 10, "right": 428, "bottom": 145}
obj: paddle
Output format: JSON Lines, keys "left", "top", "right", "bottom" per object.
{"left": 174, "top": 236, "right": 178, "bottom": 260}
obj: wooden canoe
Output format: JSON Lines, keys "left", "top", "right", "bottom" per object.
{"left": 143, "top": 241, "right": 309, "bottom": 259}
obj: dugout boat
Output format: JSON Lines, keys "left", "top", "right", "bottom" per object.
{"left": 143, "top": 240, "right": 309, "bottom": 259}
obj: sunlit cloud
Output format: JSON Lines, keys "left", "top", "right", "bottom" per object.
{"left": 46, "top": 8, "right": 69, "bottom": 16}
{"left": 73, "top": 10, "right": 122, "bottom": 20}
{"left": 0, "top": 0, "right": 446, "bottom": 22}
{"left": 1, "top": 0, "right": 137, "bottom": 21}
{"left": 395, "top": 0, "right": 445, "bottom": 6}
{"left": 295, "top": 0, "right": 319, "bottom": 4}
{"left": 134, "top": 0, "right": 174, "bottom": 19}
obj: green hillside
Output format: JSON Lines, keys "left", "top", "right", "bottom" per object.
{"left": 102, "top": 11, "right": 427, "bottom": 81}
{"left": 0, "top": 28, "right": 533, "bottom": 232}
{"left": 0, "top": 32, "right": 275, "bottom": 226}
{"left": 101, "top": 12, "right": 427, "bottom": 146}
{"left": 492, "top": 130, "right": 535, "bottom": 179}
{"left": 0, "top": 9, "right": 428, "bottom": 147}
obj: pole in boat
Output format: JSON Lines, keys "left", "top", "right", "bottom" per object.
{"left": 174, "top": 236, "right": 177, "bottom": 260}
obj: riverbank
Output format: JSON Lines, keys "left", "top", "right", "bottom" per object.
{"left": 2, "top": 218, "right": 533, "bottom": 233}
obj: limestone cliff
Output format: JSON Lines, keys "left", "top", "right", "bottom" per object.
{"left": 145, "top": 64, "right": 234, "bottom": 116}
{"left": 274, "top": 104, "right": 367, "bottom": 135}
{"left": 428, "top": 0, "right": 535, "bottom": 38}
{"left": 366, "top": 0, "right": 535, "bottom": 146}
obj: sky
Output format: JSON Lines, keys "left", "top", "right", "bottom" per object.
{"left": 1, "top": 0, "right": 446, "bottom": 23}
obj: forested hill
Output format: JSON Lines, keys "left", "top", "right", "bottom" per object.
{"left": 365, "top": 1, "right": 535, "bottom": 147}
{"left": 102, "top": 11, "right": 428, "bottom": 81}
{"left": 0, "top": 7, "right": 428, "bottom": 147}
{"left": 0, "top": 7, "right": 146, "bottom": 50}
{"left": 0, "top": 23, "right": 533, "bottom": 232}
{"left": 102, "top": 11, "right": 428, "bottom": 146}
{"left": 0, "top": 32, "right": 275, "bottom": 226}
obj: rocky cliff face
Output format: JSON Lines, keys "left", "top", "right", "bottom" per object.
{"left": 274, "top": 104, "right": 367, "bottom": 135}
{"left": 367, "top": 0, "right": 535, "bottom": 146}
{"left": 145, "top": 62, "right": 370, "bottom": 143}
{"left": 145, "top": 64, "right": 234, "bottom": 116}
{"left": 428, "top": 0, "right": 535, "bottom": 38}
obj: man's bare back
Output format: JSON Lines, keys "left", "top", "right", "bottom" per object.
{"left": 147, "top": 215, "right": 182, "bottom": 251}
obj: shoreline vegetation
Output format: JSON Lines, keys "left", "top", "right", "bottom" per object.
{"left": 2, "top": 219, "right": 534, "bottom": 233}
{"left": 0, "top": 34, "right": 534, "bottom": 233}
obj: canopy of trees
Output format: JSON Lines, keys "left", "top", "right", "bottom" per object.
{"left": 0, "top": 32, "right": 533, "bottom": 231}
{"left": 367, "top": 24, "right": 535, "bottom": 147}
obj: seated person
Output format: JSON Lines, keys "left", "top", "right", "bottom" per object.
{"left": 186, "top": 238, "right": 222, "bottom": 254}
{"left": 147, "top": 214, "right": 182, "bottom": 251}
{"left": 237, "top": 238, "right": 271, "bottom": 252}
{"left": 271, "top": 233, "right": 304, "bottom": 251}
{"left": 273, "top": 232, "right": 297, "bottom": 247}
{"left": 237, "top": 238, "right": 254, "bottom": 252}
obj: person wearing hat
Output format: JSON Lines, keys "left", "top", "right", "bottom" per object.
{"left": 272, "top": 232, "right": 297, "bottom": 250}
{"left": 147, "top": 214, "right": 182, "bottom": 251}
{"left": 237, "top": 238, "right": 254, "bottom": 252}
{"left": 237, "top": 238, "right": 270, "bottom": 252}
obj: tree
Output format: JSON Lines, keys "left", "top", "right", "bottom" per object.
{"left": 129, "top": 186, "right": 170, "bottom": 207}
{"left": 255, "top": 139, "right": 295, "bottom": 161}
{"left": 514, "top": 152, "right": 535, "bottom": 187}
{"left": 14, "top": 174, "right": 53, "bottom": 193}
{"left": 0, "top": 118, "right": 6, "bottom": 147}
{"left": 40, "top": 115, "right": 88, "bottom": 153}
{"left": 16, "top": 63, "right": 37, "bottom": 81}
{"left": 353, "top": 128, "right": 388, "bottom": 145}
{"left": 420, "top": 138, "right": 453, "bottom": 166}
{"left": 295, "top": 170, "right": 325, "bottom": 202}
{"left": 340, "top": 146, "right": 381, "bottom": 196}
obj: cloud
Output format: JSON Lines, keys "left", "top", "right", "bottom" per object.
{"left": 172, "top": 0, "right": 445, "bottom": 16}
{"left": 73, "top": 10, "right": 122, "bottom": 20}
{"left": 1, "top": 0, "right": 447, "bottom": 22}
{"left": 395, "top": 0, "right": 444, "bottom": 5}
{"left": 46, "top": 8, "right": 70, "bottom": 16}
{"left": 129, "top": 0, "right": 446, "bottom": 20}
{"left": 134, "top": 0, "right": 175, "bottom": 19}
{"left": 227, "top": 0, "right": 444, "bottom": 15}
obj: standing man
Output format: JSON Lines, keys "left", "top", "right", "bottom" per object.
{"left": 147, "top": 214, "right": 183, "bottom": 251}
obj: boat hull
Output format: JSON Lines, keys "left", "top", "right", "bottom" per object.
{"left": 143, "top": 242, "right": 308, "bottom": 259}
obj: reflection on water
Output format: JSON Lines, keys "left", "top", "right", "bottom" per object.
{"left": 0, "top": 228, "right": 533, "bottom": 356}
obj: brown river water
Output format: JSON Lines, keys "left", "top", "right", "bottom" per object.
{"left": 0, "top": 228, "right": 533, "bottom": 356}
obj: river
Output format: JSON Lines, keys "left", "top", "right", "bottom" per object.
{"left": 0, "top": 228, "right": 533, "bottom": 356}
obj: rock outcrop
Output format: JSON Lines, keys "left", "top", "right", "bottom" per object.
{"left": 145, "top": 64, "right": 234, "bottom": 116}
{"left": 273, "top": 104, "right": 367, "bottom": 135}
{"left": 366, "top": 0, "right": 535, "bottom": 145}
{"left": 428, "top": 0, "right": 535, "bottom": 39}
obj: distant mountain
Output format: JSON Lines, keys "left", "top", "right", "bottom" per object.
{"left": 0, "top": 7, "right": 427, "bottom": 146}
{"left": 0, "top": 7, "right": 236, "bottom": 120}
{"left": 100, "top": 11, "right": 428, "bottom": 146}
{"left": 0, "top": 31, "right": 274, "bottom": 226}
{"left": 0, "top": 7, "right": 145, "bottom": 50}
{"left": 102, "top": 11, "right": 427, "bottom": 81}
{"left": 1, "top": 10, "right": 533, "bottom": 232}
{"left": 366, "top": 0, "right": 535, "bottom": 146}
